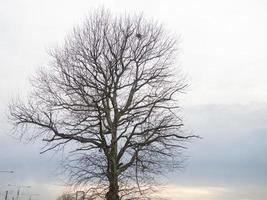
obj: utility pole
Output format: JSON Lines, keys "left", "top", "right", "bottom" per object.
{"left": 5, "top": 191, "right": 8, "bottom": 200}
{"left": 8, "top": 184, "right": 31, "bottom": 200}
{"left": 0, "top": 172, "right": 14, "bottom": 200}
{"left": 17, "top": 189, "right": 19, "bottom": 200}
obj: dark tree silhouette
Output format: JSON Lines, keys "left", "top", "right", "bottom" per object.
{"left": 56, "top": 193, "right": 75, "bottom": 200}
{"left": 9, "top": 10, "right": 195, "bottom": 200}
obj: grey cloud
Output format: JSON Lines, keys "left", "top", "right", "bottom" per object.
{"left": 168, "top": 104, "right": 267, "bottom": 189}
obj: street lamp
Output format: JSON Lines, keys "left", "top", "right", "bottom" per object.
{"left": 0, "top": 190, "right": 15, "bottom": 200}
{"left": 0, "top": 170, "right": 14, "bottom": 173}
{"left": 0, "top": 172, "right": 15, "bottom": 200}
{"left": 8, "top": 184, "right": 31, "bottom": 200}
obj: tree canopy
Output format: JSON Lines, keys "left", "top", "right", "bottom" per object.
{"left": 9, "top": 10, "right": 195, "bottom": 200}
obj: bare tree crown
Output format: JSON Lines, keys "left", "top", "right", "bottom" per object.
{"left": 9, "top": 10, "right": 193, "bottom": 200}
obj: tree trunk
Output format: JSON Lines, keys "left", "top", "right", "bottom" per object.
{"left": 106, "top": 175, "right": 119, "bottom": 200}
{"left": 106, "top": 128, "right": 119, "bottom": 200}
{"left": 106, "top": 156, "right": 119, "bottom": 200}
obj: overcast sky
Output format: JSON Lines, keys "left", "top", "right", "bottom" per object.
{"left": 0, "top": 0, "right": 266, "bottom": 200}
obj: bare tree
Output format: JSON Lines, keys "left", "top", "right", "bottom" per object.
{"left": 9, "top": 10, "right": 195, "bottom": 200}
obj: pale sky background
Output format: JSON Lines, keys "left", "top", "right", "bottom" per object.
{"left": 0, "top": 0, "right": 267, "bottom": 200}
